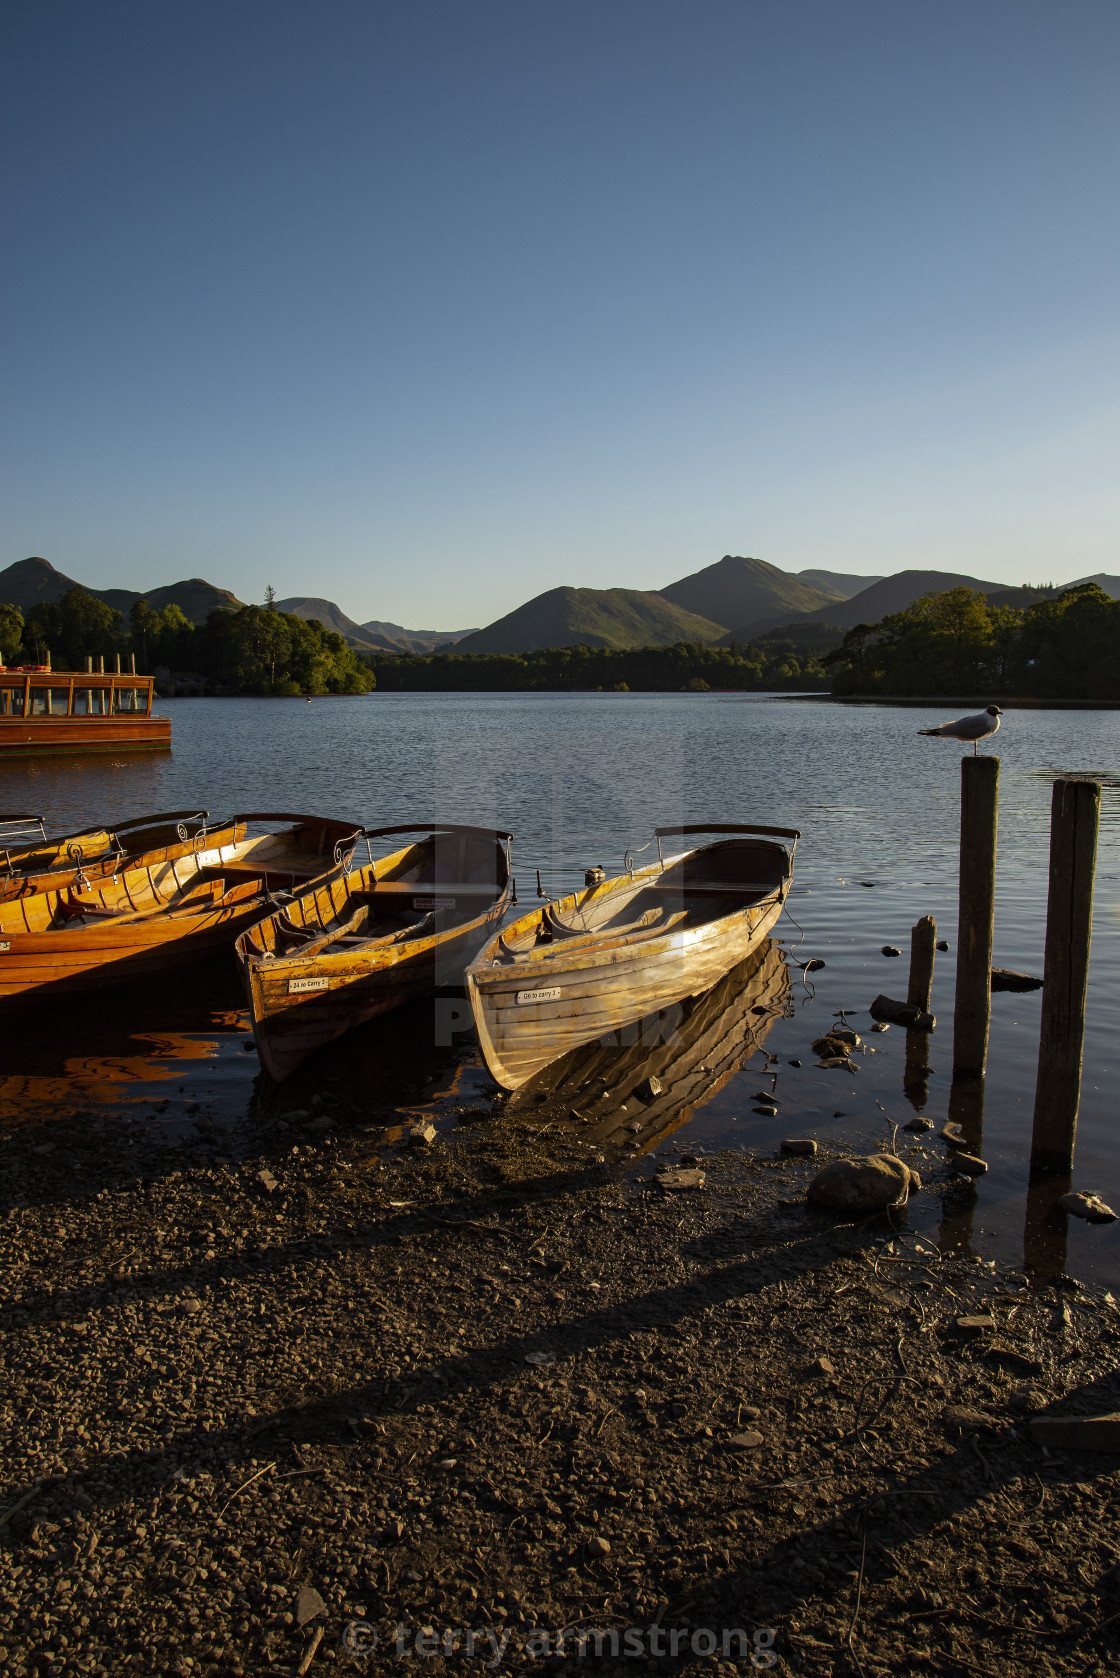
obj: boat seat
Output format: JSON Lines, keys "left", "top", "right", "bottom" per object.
{"left": 368, "top": 880, "right": 501, "bottom": 896}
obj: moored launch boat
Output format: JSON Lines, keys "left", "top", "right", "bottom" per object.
{"left": 0, "top": 808, "right": 218, "bottom": 901}
{"left": 0, "top": 814, "right": 360, "bottom": 1003}
{"left": 235, "top": 823, "right": 513, "bottom": 1082}
{"left": 465, "top": 823, "right": 799, "bottom": 1090}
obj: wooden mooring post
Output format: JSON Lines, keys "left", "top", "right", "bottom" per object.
{"left": 953, "top": 756, "right": 1000, "bottom": 1080}
{"left": 1029, "top": 778, "right": 1101, "bottom": 1174}
{"left": 907, "top": 914, "right": 937, "bottom": 1012}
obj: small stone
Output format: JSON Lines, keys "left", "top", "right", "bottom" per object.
{"left": 905, "top": 1117, "right": 935, "bottom": 1132}
{"left": 1031, "top": 1412, "right": 1120, "bottom": 1452}
{"left": 940, "top": 1122, "right": 968, "bottom": 1147}
{"left": 1007, "top": 1386, "right": 1049, "bottom": 1415}
{"left": 881, "top": 946, "right": 901, "bottom": 957}
{"left": 810, "top": 1356, "right": 836, "bottom": 1376}
{"left": 728, "top": 1431, "right": 764, "bottom": 1448}
{"left": 936, "top": 939, "right": 949, "bottom": 951}
{"left": 525, "top": 1351, "right": 556, "bottom": 1366}
{"left": 869, "top": 1021, "right": 891, "bottom": 1033}
{"left": 255, "top": 1169, "right": 279, "bottom": 1193}
{"left": 654, "top": 1167, "right": 706, "bottom": 1192}
{"left": 385, "top": 1519, "right": 406, "bottom": 1541}
{"left": 296, "top": 1585, "right": 326, "bottom": 1625}
{"left": 817, "top": 1057, "right": 859, "bottom": 1073}
{"left": 907, "top": 1168, "right": 922, "bottom": 1191}
{"left": 181, "top": 1296, "right": 202, "bottom": 1315}
{"left": 869, "top": 995, "right": 935, "bottom": 1030}
{"left": 812, "top": 1034, "right": 851, "bottom": 1059}
{"left": 990, "top": 969, "right": 1043, "bottom": 992}
{"left": 804, "top": 959, "right": 825, "bottom": 971}
{"left": 788, "top": 1058, "right": 802, "bottom": 1067}
{"left": 953, "top": 1153, "right": 988, "bottom": 1176}
{"left": 807, "top": 1154, "right": 911, "bottom": 1214}
{"left": 943, "top": 1406, "right": 996, "bottom": 1435}
{"left": 436, "top": 1458, "right": 458, "bottom": 1470}
{"left": 634, "top": 1076, "right": 663, "bottom": 1102}
{"left": 780, "top": 1138, "right": 818, "bottom": 1157}
{"left": 986, "top": 1347, "right": 1043, "bottom": 1377}
{"left": 410, "top": 1122, "right": 437, "bottom": 1148}
{"left": 587, "top": 1535, "right": 611, "bottom": 1557}
{"left": 753, "top": 1106, "right": 779, "bottom": 1116}
{"left": 1056, "top": 1191, "right": 1116, "bottom": 1224}
{"left": 954, "top": 1314, "right": 997, "bottom": 1336}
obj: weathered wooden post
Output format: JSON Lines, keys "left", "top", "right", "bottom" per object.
{"left": 902, "top": 916, "right": 937, "bottom": 1109}
{"left": 908, "top": 914, "right": 937, "bottom": 1011}
{"left": 953, "top": 757, "right": 1000, "bottom": 1080}
{"left": 1029, "top": 778, "right": 1101, "bottom": 1174}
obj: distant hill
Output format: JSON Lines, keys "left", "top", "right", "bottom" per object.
{"left": 360, "top": 620, "right": 478, "bottom": 654}
{"left": 0, "top": 556, "right": 245, "bottom": 625}
{"left": 455, "top": 587, "right": 726, "bottom": 654}
{"left": 797, "top": 568, "right": 885, "bottom": 597}
{"left": 274, "top": 600, "right": 477, "bottom": 653}
{"left": 1068, "top": 573, "right": 1120, "bottom": 599}
{"left": 274, "top": 596, "right": 389, "bottom": 650}
{"left": 656, "top": 554, "right": 843, "bottom": 628}
{"left": 722, "top": 568, "right": 1004, "bottom": 641}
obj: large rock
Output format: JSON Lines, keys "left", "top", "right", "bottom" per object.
{"left": 806, "top": 1153, "right": 912, "bottom": 1214}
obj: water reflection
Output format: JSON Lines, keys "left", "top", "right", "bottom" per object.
{"left": 0, "top": 963, "right": 257, "bottom": 1135}
{"left": 511, "top": 939, "right": 791, "bottom": 1157}
{"left": 1022, "top": 1170, "right": 1072, "bottom": 1285}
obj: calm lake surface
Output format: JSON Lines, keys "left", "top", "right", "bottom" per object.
{"left": 3, "top": 692, "right": 1118, "bottom": 1285}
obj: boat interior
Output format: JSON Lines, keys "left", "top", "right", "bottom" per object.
{"left": 492, "top": 837, "right": 791, "bottom": 965}
{"left": 241, "top": 827, "right": 511, "bottom": 963}
{"left": 0, "top": 818, "right": 358, "bottom": 935}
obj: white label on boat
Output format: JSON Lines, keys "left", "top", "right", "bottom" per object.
{"left": 0, "top": 941, "right": 9, "bottom": 952}
{"left": 288, "top": 977, "right": 330, "bottom": 994}
{"left": 414, "top": 896, "right": 457, "bottom": 910}
{"left": 516, "top": 986, "right": 561, "bottom": 1004}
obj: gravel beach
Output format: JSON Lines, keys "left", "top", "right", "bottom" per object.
{"left": 3, "top": 1047, "right": 1119, "bottom": 1677}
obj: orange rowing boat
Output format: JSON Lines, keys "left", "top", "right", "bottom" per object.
{"left": 235, "top": 824, "right": 513, "bottom": 1081}
{"left": 0, "top": 813, "right": 360, "bottom": 1003}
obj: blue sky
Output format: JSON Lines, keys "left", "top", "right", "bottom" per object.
{"left": 2, "top": 1, "right": 1118, "bottom": 628}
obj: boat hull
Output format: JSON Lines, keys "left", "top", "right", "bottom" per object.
{"left": 247, "top": 915, "right": 503, "bottom": 1082}
{"left": 468, "top": 891, "right": 786, "bottom": 1089}
{"left": 0, "top": 717, "right": 171, "bottom": 757}
{"left": 235, "top": 824, "right": 514, "bottom": 1082}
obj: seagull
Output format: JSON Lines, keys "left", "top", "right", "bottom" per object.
{"left": 918, "top": 704, "right": 1002, "bottom": 755}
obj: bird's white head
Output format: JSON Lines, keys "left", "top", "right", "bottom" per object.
{"left": 985, "top": 705, "right": 1002, "bottom": 716}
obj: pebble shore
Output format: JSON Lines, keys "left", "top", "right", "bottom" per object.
{"left": 3, "top": 1079, "right": 1119, "bottom": 1677}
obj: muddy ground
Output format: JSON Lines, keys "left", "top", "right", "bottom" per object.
{"left": 2, "top": 1044, "right": 1119, "bottom": 1678}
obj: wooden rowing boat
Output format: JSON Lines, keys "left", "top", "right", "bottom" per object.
{"left": 465, "top": 822, "right": 799, "bottom": 1090}
{"left": 0, "top": 813, "right": 360, "bottom": 1004}
{"left": 234, "top": 824, "right": 513, "bottom": 1083}
{"left": 509, "top": 937, "right": 790, "bottom": 1156}
{"left": 0, "top": 808, "right": 222, "bottom": 901}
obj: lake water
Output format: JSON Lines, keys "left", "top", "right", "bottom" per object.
{"left": 3, "top": 691, "right": 1118, "bottom": 1285}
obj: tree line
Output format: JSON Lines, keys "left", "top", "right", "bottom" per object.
{"left": 0, "top": 588, "right": 374, "bottom": 696}
{"left": 362, "top": 638, "right": 830, "bottom": 691}
{"left": 823, "top": 583, "right": 1120, "bottom": 699}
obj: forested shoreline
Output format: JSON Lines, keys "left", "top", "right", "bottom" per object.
{"left": 822, "top": 583, "right": 1120, "bottom": 700}
{"left": 0, "top": 588, "right": 374, "bottom": 695}
{"left": 5, "top": 580, "right": 1115, "bottom": 700}
{"left": 365, "top": 638, "right": 830, "bottom": 691}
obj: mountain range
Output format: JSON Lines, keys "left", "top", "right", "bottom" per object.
{"left": 3, "top": 552, "right": 1118, "bottom": 657}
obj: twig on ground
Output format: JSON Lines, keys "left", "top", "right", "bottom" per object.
{"left": 215, "top": 1461, "right": 275, "bottom": 1520}
{"left": 296, "top": 1625, "right": 324, "bottom": 1675}
{"left": 0, "top": 1481, "right": 43, "bottom": 1530}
